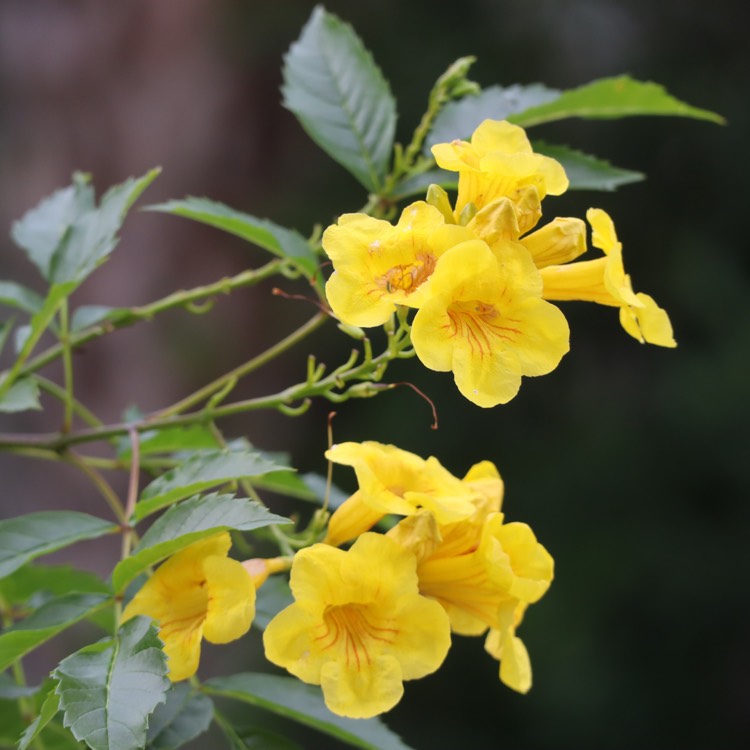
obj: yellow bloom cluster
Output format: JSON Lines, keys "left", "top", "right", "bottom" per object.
{"left": 322, "top": 119, "right": 675, "bottom": 407}
{"left": 263, "top": 441, "right": 552, "bottom": 717}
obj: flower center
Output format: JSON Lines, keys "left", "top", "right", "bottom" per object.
{"left": 446, "top": 300, "right": 521, "bottom": 357}
{"left": 316, "top": 604, "right": 399, "bottom": 671}
{"left": 377, "top": 253, "right": 436, "bottom": 295}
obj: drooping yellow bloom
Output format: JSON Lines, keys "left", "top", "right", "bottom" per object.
{"left": 322, "top": 201, "right": 473, "bottom": 327}
{"left": 263, "top": 533, "right": 451, "bottom": 719}
{"left": 485, "top": 600, "right": 533, "bottom": 694}
{"left": 323, "top": 441, "right": 478, "bottom": 547}
{"left": 410, "top": 239, "right": 570, "bottom": 407}
{"left": 122, "top": 533, "right": 255, "bottom": 682}
{"left": 540, "top": 208, "right": 676, "bottom": 347}
{"left": 431, "top": 119, "right": 568, "bottom": 216}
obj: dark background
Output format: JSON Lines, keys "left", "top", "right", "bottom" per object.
{"left": 1, "top": 1, "right": 748, "bottom": 748}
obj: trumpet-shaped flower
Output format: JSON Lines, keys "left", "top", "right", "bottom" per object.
{"left": 540, "top": 208, "right": 676, "bottom": 347}
{"left": 122, "top": 533, "right": 254, "bottom": 681}
{"left": 410, "top": 239, "right": 570, "bottom": 407}
{"left": 431, "top": 119, "right": 568, "bottom": 216}
{"left": 322, "top": 201, "right": 473, "bottom": 327}
{"left": 263, "top": 533, "right": 451, "bottom": 719}
{"left": 392, "top": 511, "right": 553, "bottom": 636}
{"left": 323, "top": 441, "right": 478, "bottom": 547}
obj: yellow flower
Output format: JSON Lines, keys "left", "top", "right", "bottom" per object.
{"left": 540, "top": 208, "right": 676, "bottom": 347}
{"left": 322, "top": 201, "right": 472, "bottom": 327}
{"left": 410, "top": 239, "right": 570, "bottom": 407}
{"left": 323, "top": 441, "right": 477, "bottom": 547}
{"left": 485, "top": 600, "right": 533, "bottom": 694}
{"left": 431, "top": 119, "right": 568, "bottom": 217}
{"left": 263, "top": 533, "right": 451, "bottom": 719}
{"left": 122, "top": 533, "right": 254, "bottom": 682}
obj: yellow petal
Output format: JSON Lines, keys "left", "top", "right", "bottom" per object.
{"left": 323, "top": 491, "right": 385, "bottom": 547}
{"left": 499, "top": 635, "right": 532, "bottom": 694}
{"left": 620, "top": 292, "right": 677, "bottom": 347}
{"left": 320, "top": 654, "right": 404, "bottom": 719}
{"left": 521, "top": 217, "right": 587, "bottom": 268}
{"left": 202, "top": 554, "right": 255, "bottom": 644}
{"left": 263, "top": 603, "right": 323, "bottom": 684}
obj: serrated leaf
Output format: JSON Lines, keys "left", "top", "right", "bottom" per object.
{"left": 0, "top": 511, "right": 118, "bottom": 579}
{"left": 533, "top": 141, "right": 644, "bottom": 191}
{"left": 251, "top": 470, "right": 317, "bottom": 501}
{"left": 51, "top": 169, "right": 160, "bottom": 284}
{"left": 205, "top": 674, "right": 413, "bottom": 750}
{"left": 0, "top": 281, "right": 44, "bottom": 316}
{"left": 282, "top": 6, "right": 396, "bottom": 192}
{"left": 113, "top": 494, "right": 290, "bottom": 592}
{"left": 0, "top": 282, "right": 76, "bottom": 402}
{"left": 54, "top": 616, "right": 170, "bottom": 750}
{"left": 146, "top": 683, "right": 213, "bottom": 750}
{"left": 0, "top": 377, "right": 41, "bottom": 413}
{"left": 11, "top": 173, "right": 95, "bottom": 281}
{"left": 509, "top": 75, "right": 725, "bottom": 127}
{"left": 425, "top": 83, "right": 560, "bottom": 151}
{"left": 0, "top": 563, "right": 111, "bottom": 608}
{"left": 17, "top": 685, "right": 61, "bottom": 750}
{"left": 70, "top": 306, "right": 127, "bottom": 333}
{"left": 253, "top": 576, "right": 293, "bottom": 631}
{"left": 0, "top": 593, "right": 111, "bottom": 671}
{"left": 146, "top": 198, "right": 317, "bottom": 275}
{"left": 116, "top": 424, "right": 220, "bottom": 460}
{"left": 134, "top": 449, "right": 288, "bottom": 521}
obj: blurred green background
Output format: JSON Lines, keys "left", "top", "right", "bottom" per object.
{"left": 1, "top": 1, "right": 748, "bottom": 748}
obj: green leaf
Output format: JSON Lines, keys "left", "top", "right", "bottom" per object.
{"left": 0, "top": 593, "right": 111, "bottom": 671}
{"left": 390, "top": 169, "right": 457, "bottom": 201}
{"left": 11, "top": 173, "right": 95, "bottom": 281}
{"left": 282, "top": 6, "right": 396, "bottom": 192}
{"left": 533, "top": 142, "right": 644, "bottom": 191}
{"left": 113, "top": 493, "right": 290, "bottom": 592}
{"left": 0, "top": 320, "right": 12, "bottom": 359}
{"left": 146, "top": 198, "right": 317, "bottom": 275}
{"left": 0, "top": 699, "right": 25, "bottom": 746}
{"left": 70, "top": 306, "right": 127, "bottom": 333}
{"left": 251, "top": 470, "right": 317, "bottom": 501}
{"left": 116, "top": 424, "right": 219, "bottom": 460}
{"left": 0, "top": 377, "right": 41, "bottom": 413}
{"left": 425, "top": 83, "right": 560, "bottom": 150}
{"left": 0, "top": 282, "right": 76, "bottom": 402}
{"left": 253, "top": 576, "right": 293, "bottom": 631}
{"left": 0, "top": 674, "right": 39, "bottom": 700}
{"left": 509, "top": 76, "right": 725, "bottom": 127}
{"left": 205, "top": 674, "right": 413, "bottom": 750}
{"left": 17, "top": 684, "right": 61, "bottom": 750}
{"left": 135, "top": 449, "right": 288, "bottom": 521}
{"left": 236, "top": 727, "right": 302, "bottom": 750}
{"left": 0, "top": 511, "right": 118, "bottom": 579}
{"left": 0, "top": 281, "right": 44, "bottom": 316}
{"left": 54, "top": 616, "right": 170, "bottom": 750}
{"left": 0, "top": 563, "right": 111, "bottom": 607}
{"left": 146, "top": 684, "right": 213, "bottom": 750}
{"left": 300, "top": 473, "right": 350, "bottom": 510}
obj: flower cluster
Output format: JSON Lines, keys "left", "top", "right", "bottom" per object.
{"left": 262, "top": 441, "right": 553, "bottom": 717}
{"left": 323, "top": 119, "right": 675, "bottom": 407}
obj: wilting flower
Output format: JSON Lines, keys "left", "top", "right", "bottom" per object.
{"left": 323, "top": 441, "right": 477, "bottom": 547}
{"left": 263, "top": 533, "right": 451, "bottom": 718}
{"left": 322, "top": 201, "right": 472, "bottom": 327}
{"left": 431, "top": 119, "right": 568, "bottom": 217}
{"left": 540, "top": 208, "right": 676, "bottom": 347}
{"left": 410, "top": 239, "right": 570, "bottom": 407}
{"left": 122, "top": 533, "right": 254, "bottom": 681}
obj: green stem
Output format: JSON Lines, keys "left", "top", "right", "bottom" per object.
{"left": 120, "top": 428, "right": 141, "bottom": 561}
{"left": 11, "top": 260, "right": 283, "bottom": 379}
{"left": 64, "top": 451, "right": 127, "bottom": 524}
{"left": 35, "top": 375, "right": 103, "bottom": 427}
{"left": 155, "top": 311, "right": 328, "bottom": 418}
{"left": 59, "top": 300, "right": 74, "bottom": 433}
{"left": 0, "top": 332, "right": 410, "bottom": 453}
